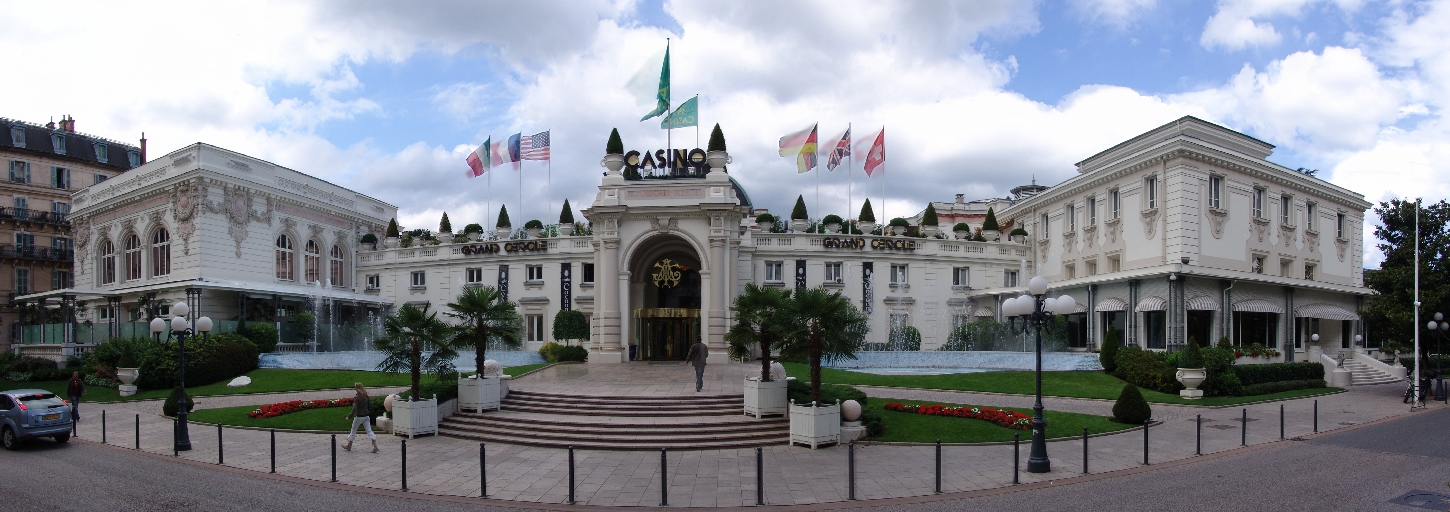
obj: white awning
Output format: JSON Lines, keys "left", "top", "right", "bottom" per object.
{"left": 1294, "top": 303, "right": 1360, "bottom": 321}
{"left": 1136, "top": 296, "right": 1167, "bottom": 311}
{"left": 1096, "top": 297, "right": 1127, "bottom": 312}
{"left": 974, "top": 307, "right": 996, "bottom": 317}
{"left": 1186, "top": 295, "right": 1219, "bottom": 311}
{"left": 1073, "top": 302, "right": 1088, "bottom": 313}
{"left": 1233, "top": 299, "right": 1284, "bottom": 314}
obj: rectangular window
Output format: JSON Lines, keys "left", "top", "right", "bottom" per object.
{"left": 1065, "top": 203, "right": 1076, "bottom": 231}
{"left": 1110, "top": 189, "right": 1120, "bottom": 219}
{"left": 1336, "top": 213, "right": 1346, "bottom": 239}
{"left": 9, "top": 127, "right": 23, "bottom": 147}
{"left": 1304, "top": 264, "right": 1315, "bottom": 281}
{"left": 1065, "top": 264, "right": 1076, "bottom": 280}
{"left": 526, "top": 315, "right": 544, "bottom": 342}
{"left": 1341, "top": 320, "right": 1354, "bottom": 349}
{"left": 13, "top": 196, "right": 27, "bottom": 214}
{"left": 1209, "top": 176, "right": 1223, "bottom": 209}
{"left": 1144, "top": 311, "right": 1166, "bottom": 349}
{"left": 127, "top": 150, "right": 141, "bottom": 167}
{"left": 526, "top": 264, "right": 544, "bottom": 281}
{"left": 1294, "top": 317, "right": 1321, "bottom": 350}
{"left": 952, "top": 267, "right": 970, "bottom": 287}
{"left": 15, "top": 268, "right": 30, "bottom": 295}
{"left": 1041, "top": 213, "right": 1049, "bottom": 239}
{"left": 466, "top": 267, "right": 483, "bottom": 284}
{"left": 1109, "top": 255, "right": 1121, "bottom": 272}
{"left": 94, "top": 173, "right": 107, "bottom": 185}
{"left": 93, "top": 143, "right": 108, "bottom": 163}
{"left": 1004, "top": 270, "right": 1018, "bottom": 287}
{"left": 14, "top": 232, "right": 34, "bottom": 250}
{"left": 9, "top": 160, "right": 30, "bottom": 183}
{"left": 1087, "top": 196, "right": 1097, "bottom": 225}
{"left": 764, "top": 261, "right": 783, "bottom": 282}
{"left": 824, "top": 262, "right": 843, "bottom": 284}
{"left": 51, "top": 133, "right": 66, "bottom": 155}
{"left": 51, "top": 270, "right": 72, "bottom": 290}
{"left": 1281, "top": 195, "right": 1292, "bottom": 225}
{"left": 1251, "top": 256, "right": 1264, "bottom": 274}
{"left": 365, "top": 274, "right": 380, "bottom": 290}
{"left": 410, "top": 271, "right": 426, "bottom": 288}
{"left": 1306, "top": 202, "right": 1316, "bottom": 231}
{"left": 1086, "top": 260, "right": 1097, "bottom": 276}
{"left": 1253, "top": 188, "right": 1265, "bottom": 218}
{"left": 890, "top": 264, "right": 908, "bottom": 284}
{"left": 1145, "top": 176, "right": 1158, "bottom": 209}
{"left": 51, "top": 201, "right": 70, "bottom": 216}
{"left": 51, "top": 237, "right": 71, "bottom": 252}
{"left": 582, "top": 263, "right": 595, "bottom": 283}
{"left": 1281, "top": 260, "right": 1291, "bottom": 277}
{"left": 51, "top": 167, "right": 69, "bottom": 189}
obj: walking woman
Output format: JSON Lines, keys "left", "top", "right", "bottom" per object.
{"left": 342, "top": 383, "right": 378, "bottom": 453}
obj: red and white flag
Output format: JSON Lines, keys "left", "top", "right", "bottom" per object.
{"left": 465, "top": 137, "right": 491, "bottom": 178}
{"left": 520, "top": 131, "right": 550, "bottom": 161}
{"left": 858, "top": 128, "right": 885, "bottom": 177}
{"left": 825, "top": 127, "right": 850, "bottom": 171}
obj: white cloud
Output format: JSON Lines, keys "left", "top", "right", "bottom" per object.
{"left": 1070, "top": 0, "right": 1158, "bottom": 27}
{"left": 1199, "top": 0, "right": 1365, "bottom": 51}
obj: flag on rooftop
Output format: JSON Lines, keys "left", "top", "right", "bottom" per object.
{"left": 859, "top": 127, "right": 885, "bottom": 177}
{"left": 826, "top": 127, "right": 849, "bottom": 171}
{"left": 661, "top": 96, "right": 697, "bottom": 129}
{"left": 520, "top": 131, "right": 550, "bottom": 161}
{"left": 779, "top": 123, "right": 818, "bottom": 173}
{"left": 465, "top": 137, "right": 491, "bottom": 177}
{"left": 639, "top": 44, "right": 670, "bottom": 122}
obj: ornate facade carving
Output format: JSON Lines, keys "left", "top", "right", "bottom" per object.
{"left": 1061, "top": 231, "right": 1076, "bottom": 256}
{"left": 1304, "top": 230, "right": 1319, "bottom": 253}
{"left": 1081, "top": 225, "right": 1098, "bottom": 249}
{"left": 1334, "top": 237, "right": 1349, "bottom": 261}
{"left": 1105, "top": 218, "right": 1120, "bottom": 244}
{"left": 202, "top": 182, "right": 276, "bottom": 257}
{"left": 1278, "top": 224, "right": 1296, "bottom": 245}
{"left": 650, "top": 217, "right": 679, "bottom": 234}
{"left": 1205, "top": 207, "right": 1228, "bottom": 239}
{"left": 1250, "top": 217, "right": 1270, "bottom": 243}
{"left": 170, "top": 179, "right": 206, "bottom": 255}
{"left": 1140, "top": 208, "right": 1160, "bottom": 240}
{"left": 307, "top": 223, "right": 325, "bottom": 243}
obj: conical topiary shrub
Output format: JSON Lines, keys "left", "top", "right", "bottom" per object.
{"left": 982, "top": 207, "right": 1000, "bottom": 232}
{"left": 923, "top": 204, "right": 939, "bottom": 226}
{"left": 606, "top": 128, "right": 623, "bottom": 154}
{"left": 1179, "top": 338, "right": 1203, "bottom": 368}
{"left": 1112, "top": 384, "right": 1152, "bottom": 424}
{"left": 708, "top": 123, "right": 726, "bottom": 151}
{"left": 439, "top": 212, "right": 452, "bottom": 233}
{"left": 859, "top": 199, "right": 876, "bottom": 223}
{"left": 496, "top": 205, "right": 512, "bottom": 228}
{"left": 1100, "top": 328, "right": 1120, "bottom": 374}
{"left": 386, "top": 218, "right": 400, "bottom": 238}
{"left": 559, "top": 199, "right": 575, "bottom": 224}
{"left": 791, "top": 195, "right": 809, "bottom": 220}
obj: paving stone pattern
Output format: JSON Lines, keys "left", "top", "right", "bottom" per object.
{"left": 74, "top": 363, "right": 1443, "bottom": 507}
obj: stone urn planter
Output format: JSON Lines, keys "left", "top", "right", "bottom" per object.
{"left": 384, "top": 236, "right": 400, "bottom": 249}
{"left": 891, "top": 225, "right": 906, "bottom": 236}
{"left": 858, "top": 221, "right": 876, "bottom": 235}
{"left": 743, "top": 377, "right": 788, "bottom": 418}
{"left": 982, "top": 229, "right": 1000, "bottom": 242}
{"left": 526, "top": 227, "right": 542, "bottom": 238}
{"left": 1175, "top": 368, "right": 1207, "bottom": 399}
{"left": 467, "top": 231, "right": 483, "bottom": 241}
{"left": 824, "top": 222, "right": 841, "bottom": 234}
{"left": 392, "top": 396, "right": 439, "bottom": 439}
{"left": 116, "top": 368, "right": 139, "bottom": 397}
{"left": 791, "top": 219, "right": 809, "bottom": 232}
{"left": 560, "top": 224, "right": 575, "bottom": 236}
{"left": 954, "top": 229, "right": 968, "bottom": 240}
{"left": 458, "top": 375, "right": 501, "bottom": 413}
{"left": 495, "top": 226, "right": 511, "bottom": 239}
{"left": 707, "top": 150, "right": 730, "bottom": 170}
{"left": 789, "top": 399, "right": 841, "bottom": 449}
{"left": 922, "top": 225, "right": 939, "bottom": 238}
{"left": 601, "top": 153, "right": 625, "bottom": 173}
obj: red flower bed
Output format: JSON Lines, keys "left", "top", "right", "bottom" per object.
{"left": 883, "top": 402, "right": 1032, "bottom": 430}
{"left": 249, "top": 398, "right": 354, "bottom": 419}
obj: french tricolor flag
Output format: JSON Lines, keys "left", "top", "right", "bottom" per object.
{"left": 465, "top": 137, "right": 491, "bottom": 178}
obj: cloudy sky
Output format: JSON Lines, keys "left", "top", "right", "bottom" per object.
{"left": 3, "top": 0, "right": 1448, "bottom": 266}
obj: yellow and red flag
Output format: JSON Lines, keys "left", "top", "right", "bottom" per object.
{"left": 778, "top": 123, "right": 818, "bottom": 173}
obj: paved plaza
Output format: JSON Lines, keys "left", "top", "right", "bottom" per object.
{"left": 68, "top": 363, "right": 1443, "bottom": 507}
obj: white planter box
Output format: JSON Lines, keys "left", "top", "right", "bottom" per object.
{"left": 500, "top": 375, "right": 511, "bottom": 399}
{"left": 392, "top": 397, "right": 438, "bottom": 439}
{"left": 789, "top": 401, "right": 841, "bottom": 449}
{"left": 743, "top": 378, "right": 788, "bottom": 418}
{"left": 458, "top": 376, "right": 501, "bottom": 413}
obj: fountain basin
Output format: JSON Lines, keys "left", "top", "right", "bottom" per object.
{"left": 827, "top": 351, "right": 1103, "bottom": 373}
{"left": 260, "top": 350, "right": 546, "bottom": 372}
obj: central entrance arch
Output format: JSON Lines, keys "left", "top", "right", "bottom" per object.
{"left": 628, "top": 235, "right": 702, "bottom": 360}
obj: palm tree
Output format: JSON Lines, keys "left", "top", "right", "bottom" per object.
{"left": 445, "top": 286, "right": 523, "bottom": 375}
{"left": 725, "top": 283, "right": 793, "bottom": 382}
{"left": 374, "top": 304, "right": 458, "bottom": 400}
{"left": 781, "top": 287, "right": 868, "bottom": 404}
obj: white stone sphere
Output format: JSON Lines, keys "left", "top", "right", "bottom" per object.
{"left": 769, "top": 362, "right": 787, "bottom": 381}
{"left": 383, "top": 394, "right": 397, "bottom": 413}
{"left": 841, "top": 399, "right": 862, "bottom": 422}
{"left": 482, "top": 360, "right": 503, "bottom": 377}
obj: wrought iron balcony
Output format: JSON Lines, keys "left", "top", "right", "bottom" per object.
{"left": 0, "top": 208, "right": 70, "bottom": 226}
{"left": 0, "top": 244, "right": 74, "bottom": 262}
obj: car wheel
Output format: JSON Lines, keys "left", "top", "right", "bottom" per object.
{"left": 53, "top": 433, "right": 70, "bottom": 444}
{"left": 1, "top": 427, "right": 16, "bottom": 451}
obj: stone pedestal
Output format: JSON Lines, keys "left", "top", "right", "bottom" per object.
{"left": 840, "top": 420, "right": 867, "bottom": 442}
{"left": 118, "top": 385, "right": 137, "bottom": 397}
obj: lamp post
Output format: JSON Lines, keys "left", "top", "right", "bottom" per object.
{"left": 1426, "top": 313, "right": 1447, "bottom": 401}
{"left": 1004, "top": 276, "right": 1076, "bottom": 473}
{"left": 149, "top": 302, "right": 213, "bottom": 452}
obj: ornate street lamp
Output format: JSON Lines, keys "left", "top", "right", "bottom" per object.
{"left": 1004, "top": 276, "right": 1076, "bottom": 473}
{"left": 1425, "top": 313, "right": 1447, "bottom": 402}
{"left": 149, "top": 301, "right": 212, "bottom": 452}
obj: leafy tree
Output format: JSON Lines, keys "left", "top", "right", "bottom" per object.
{"left": 889, "top": 217, "right": 909, "bottom": 227}
{"left": 606, "top": 128, "right": 623, "bottom": 154}
{"left": 445, "top": 286, "right": 523, "bottom": 377}
{"left": 791, "top": 195, "right": 809, "bottom": 220}
{"left": 1363, "top": 199, "right": 1450, "bottom": 352}
{"left": 780, "top": 287, "right": 868, "bottom": 404}
{"left": 725, "top": 284, "right": 794, "bottom": 382}
{"left": 552, "top": 309, "right": 589, "bottom": 346}
{"left": 858, "top": 199, "right": 875, "bottom": 223}
{"left": 559, "top": 199, "right": 575, "bottom": 224}
{"left": 708, "top": 123, "right": 726, "bottom": 151}
{"left": 922, "top": 204, "right": 939, "bottom": 226}
{"left": 293, "top": 312, "right": 316, "bottom": 342}
{"left": 386, "top": 218, "right": 400, "bottom": 238}
{"left": 374, "top": 304, "right": 458, "bottom": 400}
{"left": 496, "top": 205, "right": 512, "bottom": 228}
{"left": 982, "top": 207, "right": 1000, "bottom": 232}
{"left": 439, "top": 212, "right": 452, "bottom": 233}
{"left": 1100, "top": 327, "right": 1120, "bottom": 373}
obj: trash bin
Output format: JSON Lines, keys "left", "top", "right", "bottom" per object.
{"left": 629, "top": 344, "right": 637, "bottom": 361}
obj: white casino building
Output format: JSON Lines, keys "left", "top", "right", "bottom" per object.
{"left": 19, "top": 117, "right": 1374, "bottom": 368}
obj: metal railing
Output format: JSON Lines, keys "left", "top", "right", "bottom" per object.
{"left": 0, "top": 208, "right": 70, "bottom": 225}
{"left": 0, "top": 244, "right": 73, "bottom": 261}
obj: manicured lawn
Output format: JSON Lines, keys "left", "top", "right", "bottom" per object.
{"left": 781, "top": 363, "right": 1343, "bottom": 406}
{"left": 503, "top": 363, "right": 551, "bottom": 377}
{"left": 869, "top": 398, "right": 1134, "bottom": 443}
{"left": 187, "top": 403, "right": 358, "bottom": 432}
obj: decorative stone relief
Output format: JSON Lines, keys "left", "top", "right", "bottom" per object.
{"left": 146, "top": 209, "right": 166, "bottom": 235}
{"left": 308, "top": 223, "right": 325, "bottom": 243}
{"left": 1036, "top": 237, "right": 1051, "bottom": 260}
{"left": 170, "top": 179, "right": 206, "bottom": 255}
{"left": 1279, "top": 224, "right": 1296, "bottom": 245}
{"left": 1105, "top": 218, "right": 1121, "bottom": 244}
{"left": 650, "top": 217, "right": 679, "bottom": 234}
{"left": 119, "top": 217, "right": 139, "bottom": 241}
{"left": 1335, "top": 237, "right": 1349, "bottom": 261}
{"left": 1140, "top": 208, "right": 1160, "bottom": 240}
{"left": 72, "top": 215, "right": 91, "bottom": 276}
{"left": 281, "top": 217, "right": 297, "bottom": 234}
{"left": 202, "top": 183, "right": 275, "bottom": 257}
{"left": 1250, "top": 217, "right": 1270, "bottom": 243}
{"left": 1304, "top": 230, "right": 1319, "bottom": 253}
{"left": 1061, "top": 231, "right": 1076, "bottom": 256}
{"left": 1081, "top": 225, "right": 1098, "bottom": 249}
{"left": 1205, "top": 207, "right": 1228, "bottom": 239}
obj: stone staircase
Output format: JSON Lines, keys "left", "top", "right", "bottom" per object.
{"left": 438, "top": 390, "right": 788, "bottom": 450}
{"left": 1342, "top": 358, "right": 1402, "bottom": 386}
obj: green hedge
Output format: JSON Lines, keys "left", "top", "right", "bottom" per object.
{"left": 787, "top": 380, "right": 866, "bottom": 407}
{"left": 1237, "top": 379, "right": 1326, "bottom": 396}
{"left": 240, "top": 323, "right": 280, "bottom": 353}
{"left": 539, "top": 342, "right": 588, "bottom": 363}
{"left": 1231, "top": 362, "right": 1324, "bottom": 387}
{"left": 398, "top": 379, "right": 459, "bottom": 404}
{"left": 134, "top": 333, "right": 259, "bottom": 390}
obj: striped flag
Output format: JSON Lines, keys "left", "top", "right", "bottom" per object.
{"left": 520, "top": 131, "right": 550, "bottom": 161}
{"left": 465, "top": 137, "right": 491, "bottom": 178}
{"left": 778, "top": 123, "right": 818, "bottom": 173}
{"left": 825, "top": 127, "right": 849, "bottom": 171}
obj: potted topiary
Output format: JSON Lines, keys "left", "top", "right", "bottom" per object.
{"left": 781, "top": 287, "right": 868, "bottom": 449}
{"left": 952, "top": 222, "right": 970, "bottom": 239}
{"left": 1175, "top": 339, "right": 1207, "bottom": 399}
{"left": 1111, "top": 384, "right": 1152, "bottom": 425}
{"left": 921, "top": 204, "right": 940, "bottom": 237}
{"left": 981, "top": 208, "right": 1001, "bottom": 241}
{"left": 727, "top": 284, "right": 793, "bottom": 419}
{"left": 755, "top": 213, "right": 775, "bottom": 231}
{"left": 360, "top": 233, "right": 378, "bottom": 250}
{"left": 438, "top": 212, "right": 453, "bottom": 240}
{"left": 463, "top": 223, "right": 484, "bottom": 241}
{"left": 524, "top": 220, "right": 544, "bottom": 238}
{"left": 385, "top": 219, "right": 401, "bottom": 248}
{"left": 822, "top": 214, "right": 843, "bottom": 234}
{"left": 495, "top": 205, "right": 512, "bottom": 237}
{"left": 707, "top": 123, "right": 730, "bottom": 170}
{"left": 558, "top": 200, "right": 576, "bottom": 236}
{"left": 888, "top": 217, "right": 909, "bottom": 236}
{"left": 1009, "top": 226, "right": 1029, "bottom": 244}
{"left": 790, "top": 196, "right": 809, "bottom": 232}
{"left": 858, "top": 199, "right": 876, "bottom": 234}
{"left": 602, "top": 128, "right": 625, "bottom": 173}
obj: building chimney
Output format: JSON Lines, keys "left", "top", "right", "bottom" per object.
{"left": 955, "top": 194, "right": 964, "bottom": 204}
{"left": 140, "top": 132, "right": 147, "bottom": 163}
{"left": 46, "top": 117, "right": 55, "bottom": 130}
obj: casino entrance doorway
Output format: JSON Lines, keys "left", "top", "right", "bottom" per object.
{"left": 628, "top": 236, "right": 702, "bottom": 361}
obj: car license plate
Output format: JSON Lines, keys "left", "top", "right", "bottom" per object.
{"left": 42, "top": 414, "right": 60, "bottom": 421}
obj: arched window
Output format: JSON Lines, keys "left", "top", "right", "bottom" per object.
{"left": 304, "top": 240, "right": 321, "bottom": 283}
{"left": 151, "top": 228, "right": 170, "bottom": 277}
{"left": 100, "top": 240, "right": 116, "bottom": 285}
{"left": 329, "top": 244, "right": 345, "bottom": 287}
{"left": 124, "top": 234, "right": 142, "bottom": 281}
{"left": 275, "top": 234, "right": 294, "bottom": 280}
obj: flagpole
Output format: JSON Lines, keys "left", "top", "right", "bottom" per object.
{"left": 881, "top": 127, "right": 887, "bottom": 226}
{"left": 486, "top": 169, "right": 492, "bottom": 239}
{"left": 665, "top": 38, "right": 671, "bottom": 177}
{"left": 694, "top": 94, "right": 700, "bottom": 150}
{"left": 846, "top": 122, "right": 851, "bottom": 225}
{"left": 547, "top": 129, "right": 552, "bottom": 230}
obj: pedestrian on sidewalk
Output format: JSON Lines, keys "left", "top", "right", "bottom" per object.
{"left": 342, "top": 383, "right": 378, "bottom": 453}
{"left": 66, "top": 371, "right": 85, "bottom": 421}
{"left": 684, "top": 340, "right": 708, "bottom": 392}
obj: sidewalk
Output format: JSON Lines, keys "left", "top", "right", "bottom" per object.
{"left": 73, "top": 364, "right": 1443, "bottom": 507}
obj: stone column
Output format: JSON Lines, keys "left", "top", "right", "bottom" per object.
{"left": 706, "top": 237, "right": 729, "bottom": 363}
{"left": 591, "top": 237, "right": 624, "bottom": 363}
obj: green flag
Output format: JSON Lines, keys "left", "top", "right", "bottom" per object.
{"left": 640, "top": 46, "right": 670, "bottom": 121}
{"left": 660, "top": 96, "right": 697, "bottom": 129}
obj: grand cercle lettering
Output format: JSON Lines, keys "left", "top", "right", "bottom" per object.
{"left": 460, "top": 241, "right": 548, "bottom": 256}
{"left": 820, "top": 237, "right": 918, "bottom": 251}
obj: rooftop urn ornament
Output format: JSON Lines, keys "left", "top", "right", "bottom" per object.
{"left": 707, "top": 123, "right": 730, "bottom": 171}
{"left": 602, "top": 128, "right": 625, "bottom": 174}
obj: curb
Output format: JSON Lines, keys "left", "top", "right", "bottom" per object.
{"left": 855, "top": 384, "right": 1347, "bottom": 409}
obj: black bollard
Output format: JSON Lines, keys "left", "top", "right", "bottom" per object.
{"left": 1142, "top": 419, "right": 1150, "bottom": 465}
{"left": 270, "top": 429, "right": 276, "bottom": 474}
{"left": 1082, "top": 427, "right": 1089, "bottom": 474}
{"left": 173, "top": 417, "right": 178, "bottom": 457}
{"left": 756, "top": 447, "right": 764, "bottom": 506}
{"left": 401, "top": 439, "right": 408, "bottom": 491}
{"left": 567, "top": 446, "right": 575, "bottom": 505}
{"left": 331, "top": 434, "right": 337, "bottom": 482}
{"left": 1196, "top": 415, "right": 1202, "bottom": 456}
{"left": 1314, "top": 400, "right": 1319, "bottom": 433}
{"left": 1013, "top": 433, "right": 1020, "bottom": 485}
{"left": 1280, "top": 404, "right": 1285, "bottom": 440}
{"left": 217, "top": 424, "right": 223, "bottom": 465}
{"left": 480, "top": 442, "right": 487, "bottom": 498}
{"left": 935, "top": 439, "right": 942, "bottom": 494}
{"left": 848, "top": 441, "right": 856, "bottom": 500}
{"left": 102, "top": 410, "right": 106, "bottom": 444}
{"left": 660, "top": 448, "right": 668, "bottom": 507}
{"left": 135, "top": 414, "right": 140, "bottom": 450}
{"left": 1241, "top": 408, "right": 1247, "bottom": 446}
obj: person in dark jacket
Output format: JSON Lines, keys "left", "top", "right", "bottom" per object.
{"left": 684, "top": 341, "right": 708, "bottom": 392}
{"left": 66, "top": 372, "right": 85, "bottom": 421}
{"left": 342, "top": 383, "right": 378, "bottom": 453}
